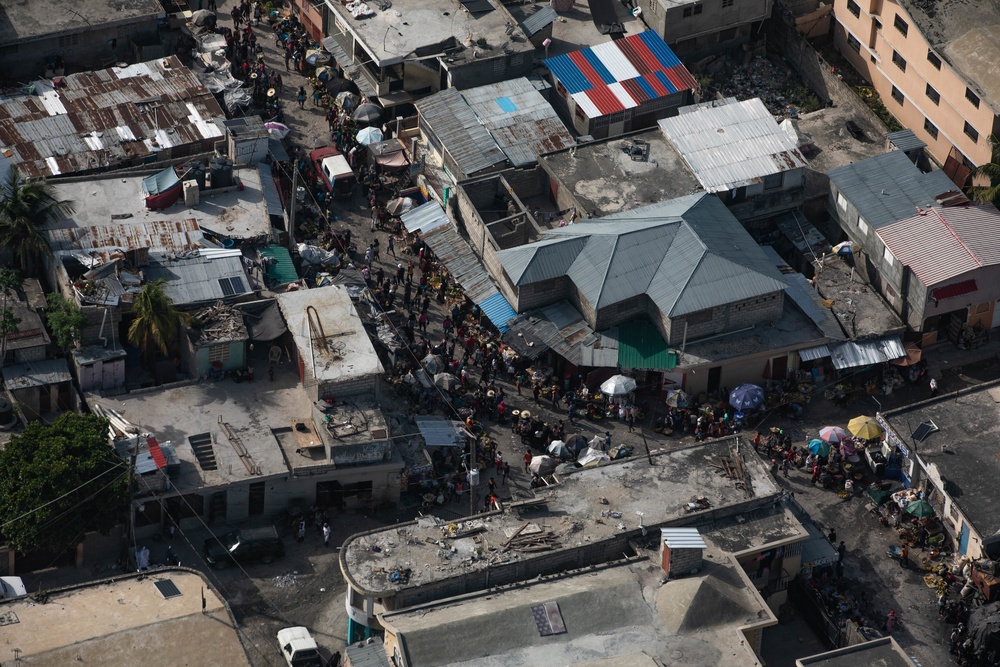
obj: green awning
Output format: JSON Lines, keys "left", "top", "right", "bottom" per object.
{"left": 260, "top": 245, "right": 298, "bottom": 286}
{"left": 617, "top": 320, "right": 677, "bottom": 370}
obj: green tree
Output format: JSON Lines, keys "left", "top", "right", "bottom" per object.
{"left": 0, "top": 166, "right": 75, "bottom": 274}
{"left": 127, "top": 279, "right": 187, "bottom": 368}
{"left": 45, "top": 293, "right": 88, "bottom": 350}
{"left": 968, "top": 135, "right": 1000, "bottom": 205}
{"left": 0, "top": 413, "right": 127, "bottom": 553}
{"left": 0, "top": 268, "right": 21, "bottom": 368}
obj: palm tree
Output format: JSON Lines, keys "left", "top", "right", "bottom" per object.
{"left": 127, "top": 279, "right": 187, "bottom": 368}
{"left": 968, "top": 135, "right": 1000, "bottom": 205}
{"left": 0, "top": 166, "right": 75, "bottom": 274}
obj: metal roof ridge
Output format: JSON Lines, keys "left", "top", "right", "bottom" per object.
{"left": 664, "top": 243, "right": 707, "bottom": 317}
{"left": 593, "top": 233, "right": 620, "bottom": 309}
{"left": 932, "top": 207, "right": 982, "bottom": 267}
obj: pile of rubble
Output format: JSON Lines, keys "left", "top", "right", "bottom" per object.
{"left": 190, "top": 301, "right": 248, "bottom": 345}
{"left": 718, "top": 56, "right": 821, "bottom": 117}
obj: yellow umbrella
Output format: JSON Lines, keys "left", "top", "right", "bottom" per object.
{"left": 848, "top": 415, "right": 883, "bottom": 441}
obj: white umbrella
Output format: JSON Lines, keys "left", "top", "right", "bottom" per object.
{"left": 433, "top": 372, "right": 460, "bottom": 391}
{"left": 265, "top": 122, "right": 290, "bottom": 140}
{"left": 386, "top": 197, "right": 415, "bottom": 216}
{"left": 356, "top": 126, "right": 384, "bottom": 146}
{"left": 529, "top": 455, "right": 558, "bottom": 476}
{"left": 600, "top": 374, "right": 636, "bottom": 396}
{"left": 422, "top": 354, "right": 443, "bottom": 375}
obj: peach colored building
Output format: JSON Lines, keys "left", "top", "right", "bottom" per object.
{"left": 831, "top": 0, "right": 1000, "bottom": 176}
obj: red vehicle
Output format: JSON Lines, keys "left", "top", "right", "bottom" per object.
{"left": 310, "top": 147, "right": 357, "bottom": 199}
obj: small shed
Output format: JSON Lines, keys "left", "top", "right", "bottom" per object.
{"left": 181, "top": 302, "right": 249, "bottom": 379}
{"left": 2, "top": 359, "right": 76, "bottom": 422}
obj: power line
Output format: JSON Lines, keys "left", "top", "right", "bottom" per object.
{"left": 0, "top": 461, "right": 128, "bottom": 530}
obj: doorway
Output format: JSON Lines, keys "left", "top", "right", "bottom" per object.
{"left": 248, "top": 481, "right": 266, "bottom": 516}
{"left": 707, "top": 366, "right": 722, "bottom": 393}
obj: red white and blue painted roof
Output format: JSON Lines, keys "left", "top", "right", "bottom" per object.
{"left": 545, "top": 31, "right": 697, "bottom": 118}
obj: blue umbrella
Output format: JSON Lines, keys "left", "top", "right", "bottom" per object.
{"left": 832, "top": 241, "right": 858, "bottom": 256}
{"left": 807, "top": 439, "right": 830, "bottom": 457}
{"left": 305, "top": 49, "right": 332, "bottom": 66}
{"left": 729, "top": 383, "right": 765, "bottom": 411}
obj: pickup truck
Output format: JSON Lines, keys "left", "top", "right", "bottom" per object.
{"left": 277, "top": 626, "right": 323, "bottom": 667}
{"left": 310, "top": 146, "right": 357, "bottom": 200}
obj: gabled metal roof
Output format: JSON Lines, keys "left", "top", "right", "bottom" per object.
{"left": 401, "top": 200, "right": 449, "bottom": 235}
{"left": 415, "top": 87, "right": 506, "bottom": 178}
{"left": 876, "top": 205, "right": 1000, "bottom": 286}
{"left": 498, "top": 194, "right": 787, "bottom": 319}
{"left": 886, "top": 129, "right": 926, "bottom": 153}
{"left": 657, "top": 98, "right": 807, "bottom": 193}
{"left": 827, "top": 151, "right": 964, "bottom": 229}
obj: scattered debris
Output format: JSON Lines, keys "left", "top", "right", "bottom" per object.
{"left": 273, "top": 573, "right": 298, "bottom": 588}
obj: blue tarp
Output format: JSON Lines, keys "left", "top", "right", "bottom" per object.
{"left": 478, "top": 292, "right": 516, "bottom": 334}
{"left": 141, "top": 166, "right": 180, "bottom": 196}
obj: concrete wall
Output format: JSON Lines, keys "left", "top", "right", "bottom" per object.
{"left": 75, "top": 356, "right": 126, "bottom": 392}
{"left": 667, "top": 292, "right": 784, "bottom": 345}
{"left": 638, "top": 0, "right": 770, "bottom": 55}
{"left": 682, "top": 346, "right": 800, "bottom": 394}
{"left": 8, "top": 344, "right": 46, "bottom": 365}
{"left": 550, "top": 77, "right": 692, "bottom": 139}
{"left": 183, "top": 339, "right": 246, "bottom": 379}
{"left": 0, "top": 17, "right": 159, "bottom": 80}
{"left": 831, "top": 0, "right": 998, "bottom": 166}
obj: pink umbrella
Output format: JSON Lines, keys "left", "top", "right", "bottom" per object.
{"left": 819, "top": 426, "right": 848, "bottom": 443}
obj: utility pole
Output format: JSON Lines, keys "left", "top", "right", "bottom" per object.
{"left": 121, "top": 442, "right": 137, "bottom": 573}
{"left": 469, "top": 434, "right": 478, "bottom": 516}
{"left": 287, "top": 165, "right": 300, "bottom": 254}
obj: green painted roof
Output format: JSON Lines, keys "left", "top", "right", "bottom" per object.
{"left": 260, "top": 245, "right": 298, "bottom": 286}
{"left": 617, "top": 320, "right": 677, "bottom": 370}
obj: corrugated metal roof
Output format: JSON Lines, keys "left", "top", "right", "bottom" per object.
{"left": 798, "top": 344, "right": 830, "bottom": 362}
{"left": 344, "top": 639, "right": 393, "bottom": 667}
{"left": 657, "top": 98, "right": 807, "bottom": 193}
{"left": 478, "top": 292, "right": 517, "bottom": 333}
{"left": 401, "top": 201, "right": 450, "bottom": 235}
{"left": 522, "top": 6, "right": 557, "bottom": 36}
{"left": 45, "top": 218, "right": 204, "bottom": 255}
{"left": 827, "top": 151, "right": 964, "bottom": 229}
{"left": 829, "top": 335, "right": 904, "bottom": 370}
{"left": 259, "top": 245, "right": 298, "bottom": 286}
{"left": 617, "top": 320, "right": 676, "bottom": 370}
{"left": 2, "top": 358, "right": 72, "bottom": 390}
{"left": 886, "top": 129, "right": 926, "bottom": 153}
{"left": 506, "top": 302, "right": 617, "bottom": 367}
{"left": 421, "top": 221, "right": 497, "bottom": 304}
{"left": 877, "top": 205, "right": 1000, "bottom": 286}
{"left": 459, "top": 77, "right": 574, "bottom": 166}
{"left": 415, "top": 87, "right": 506, "bottom": 178}
{"left": 146, "top": 253, "right": 252, "bottom": 306}
{"left": 660, "top": 527, "right": 707, "bottom": 549}
{"left": 0, "top": 56, "right": 224, "bottom": 179}
{"left": 268, "top": 138, "right": 290, "bottom": 162}
{"left": 321, "top": 37, "right": 378, "bottom": 99}
{"left": 414, "top": 417, "right": 468, "bottom": 447}
{"left": 257, "top": 163, "right": 284, "bottom": 218}
{"left": 545, "top": 31, "right": 694, "bottom": 120}
{"left": 497, "top": 194, "right": 787, "bottom": 319}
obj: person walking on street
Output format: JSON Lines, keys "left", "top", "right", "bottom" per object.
{"left": 523, "top": 449, "right": 532, "bottom": 473}
{"left": 930, "top": 377, "right": 938, "bottom": 397}
{"left": 884, "top": 610, "right": 896, "bottom": 634}
{"left": 387, "top": 235, "right": 395, "bottom": 257}
{"left": 322, "top": 522, "right": 332, "bottom": 547}
{"left": 296, "top": 520, "right": 306, "bottom": 543}
{"left": 297, "top": 87, "right": 306, "bottom": 109}
{"left": 899, "top": 544, "right": 909, "bottom": 568}
{"left": 501, "top": 461, "right": 510, "bottom": 485}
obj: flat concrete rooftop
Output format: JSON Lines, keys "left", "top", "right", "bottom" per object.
{"left": 0, "top": 0, "right": 162, "bottom": 44}
{"left": 50, "top": 168, "right": 273, "bottom": 241}
{"left": 276, "top": 286, "right": 384, "bottom": 386}
{"left": 327, "top": 0, "right": 533, "bottom": 68}
{"left": 0, "top": 569, "right": 250, "bottom": 667}
{"left": 700, "top": 504, "right": 808, "bottom": 556}
{"left": 381, "top": 554, "right": 774, "bottom": 667}
{"left": 540, "top": 128, "right": 703, "bottom": 218}
{"left": 342, "top": 438, "right": 779, "bottom": 597}
{"left": 811, "top": 255, "right": 904, "bottom": 339}
{"left": 88, "top": 370, "right": 312, "bottom": 490}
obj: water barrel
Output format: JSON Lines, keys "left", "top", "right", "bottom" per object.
{"left": 182, "top": 160, "right": 206, "bottom": 189}
{"left": 0, "top": 396, "right": 13, "bottom": 424}
{"left": 210, "top": 156, "right": 234, "bottom": 188}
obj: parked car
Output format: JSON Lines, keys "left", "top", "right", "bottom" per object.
{"left": 0, "top": 576, "right": 26, "bottom": 599}
{"left": 277, "top": 626, "right": 323, "bottom": 667}
{"left": 203, "top": 526, "right": 284, "bottom": 569}
{"left": 310, "top": 146, "right": 357, "bottom": 199}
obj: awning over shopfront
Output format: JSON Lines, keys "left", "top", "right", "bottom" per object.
{"left": 414, "top": 416, "right": 469, "bottom": 447}
{"left": 800, "top": 522, "right": 840, "bottom": 568}
{"left": 798, "top": 336, "right": 905, "bottom": 370}
{"left": 401, "top": 201, "right": 516, "bottom": 333}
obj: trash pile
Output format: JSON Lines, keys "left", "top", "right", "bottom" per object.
{"left": 718, "top": 56, "right": 821, "bottom": 117}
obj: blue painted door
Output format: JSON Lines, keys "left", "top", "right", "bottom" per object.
{"left": 960, "top": 522, "right": 971, "bottom": 555}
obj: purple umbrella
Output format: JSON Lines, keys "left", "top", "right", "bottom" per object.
{"left": 819, "top": 426, "right": 848, "bottom": 444}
